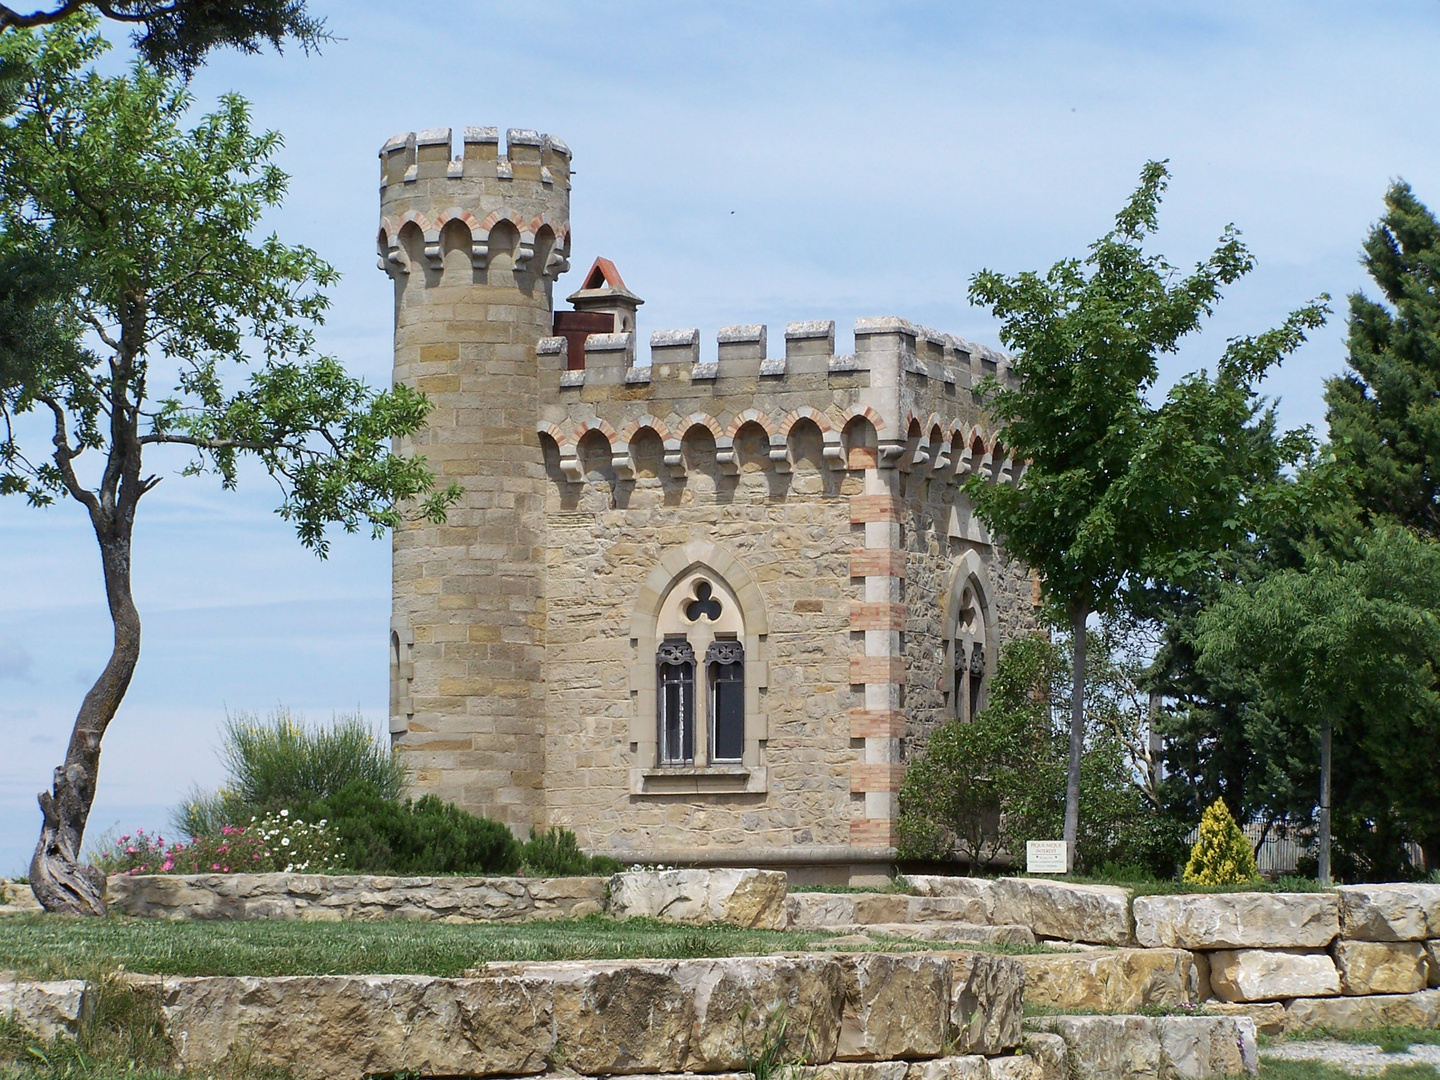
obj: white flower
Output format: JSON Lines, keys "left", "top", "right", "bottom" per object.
{"left": 280, "top": 837, "right": 290, "bottom": 846}
{"left": 279, "top": 809, "right": 289, "bottom": 818}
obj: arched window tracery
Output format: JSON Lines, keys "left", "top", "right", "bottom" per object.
{"left": 628, "top": 541, "right": 770, "bottom": 795}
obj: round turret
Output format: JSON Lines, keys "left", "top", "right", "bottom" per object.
{"left": 379, "top": 126, "right": 571, "bottom": 836}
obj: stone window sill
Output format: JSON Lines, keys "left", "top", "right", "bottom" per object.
{"left": 630, "top": 765, "right": 767, "bottom": 796}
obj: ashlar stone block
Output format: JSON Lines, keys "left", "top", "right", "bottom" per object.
{"left": 1331, "top": 939, "right": 1429, "bottom": 995}
{"left": 1336, "top": 883, "right": 1440, "bottom": 941}
{"left": 1132, "top": 892, "right": 1339, "bottom": 950}
{"left": 989, "top": 878, "right": 1133, "bottom": 946}
{"left": 1208, "top": 949, "right": 1340, "bottom": 1003}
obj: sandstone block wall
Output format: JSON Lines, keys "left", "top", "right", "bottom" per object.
{"left": 381, "top": 126, "right": 573, "bottom": 836}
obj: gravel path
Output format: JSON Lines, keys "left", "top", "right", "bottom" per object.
{"left": 1262, "top": 1039, "right": 1440, "bottom": 1076}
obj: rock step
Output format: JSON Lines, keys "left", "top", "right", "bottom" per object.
{"left": 786, "top": 893, "right": 990, "bottom": 929}
{"left": 1024, "top": 1014, "right": 1257, "bottom": 1079}
{"left": 93, "top": 953, "right": 1024, "bottom": 1080}
{"left": 826, "top": 923, "right": 1036, "bottom": 945}
{"left": 1014, "top": 949, "right": 1201, "bottom": 1013}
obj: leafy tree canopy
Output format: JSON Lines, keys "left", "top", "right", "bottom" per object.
{"left": 1194, "top": 523, "right": 1440, "bottom": 876}
{"left": 0, "top": 18, "right": 457, "bottom": 914}
{"left": 0, "top": 0, "right": 325, "bottom": 74}
{"left": 965, "top": 159, "right": 1326, "bottom": 863}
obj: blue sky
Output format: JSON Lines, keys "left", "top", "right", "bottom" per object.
{"left": 2, "top": 1, "right": 1438, "bottom": 874}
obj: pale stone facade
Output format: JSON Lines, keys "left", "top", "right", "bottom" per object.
{"left": 380, "top": 126, "right": 1038, "bottom": 879}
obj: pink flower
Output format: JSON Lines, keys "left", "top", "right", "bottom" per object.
{"left": 161, "top": 858, "right": 174, "bottom": 872}
{"left": 212, "top": 863, "right": 221, "bottom": 870}
{"left": 125, "top": 846, "right": 139, "bottom": 855}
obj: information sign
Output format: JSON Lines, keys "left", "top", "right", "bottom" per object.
{"left": 1026, "top": 840, "right": 1069, "bottom": 874}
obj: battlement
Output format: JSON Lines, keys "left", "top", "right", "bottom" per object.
{"left": 379, "top": 127, "right": 571, "bottom": 187}
{"left": 539, "top": 316, "right": 1012, "bottom": 389}
{"left": 536, "top": 315, "right": 1020, "bottom": 489}
{"left": 377, "top": 125, "right": 571, "bottom": 283}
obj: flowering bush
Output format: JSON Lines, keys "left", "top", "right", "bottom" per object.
{"left": 94, "top": 810, "right": 338, "bottom": 876}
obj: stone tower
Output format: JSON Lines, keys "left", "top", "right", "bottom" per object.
{"left": 378, "top": 126, "right": 571, "bottom": 835}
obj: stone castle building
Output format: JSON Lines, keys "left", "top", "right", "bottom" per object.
{"left": 379, "top": 125, "right": 1038, "bottom": 881}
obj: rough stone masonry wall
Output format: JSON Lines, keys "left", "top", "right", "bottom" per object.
{"left": 541, "top": 473, "right": 859, "bottom": 856}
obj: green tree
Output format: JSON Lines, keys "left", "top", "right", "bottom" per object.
{"left": 966, "top": 161, "right": 1326, "bottom": 868}
{"left": 0, "top": 19, "right": 459, "bottom": 915}
{"left": 898, "top": 632, "right": 1186, "bottom": 876}
{"left": 1194, "top": 524, "right": 1440, "bottom": 882}
{"left": 1326, "top": 181, "right": 1440, "bottom": 536}
{"left": 0, "top": 0, "right": 324, "bottom": 74}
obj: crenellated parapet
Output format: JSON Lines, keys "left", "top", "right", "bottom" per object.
{"left": 534, "top": 316, "right": 1021, "bottom": 488}
{"left": 377, "top": 126, "right": 571, "bottom": 281}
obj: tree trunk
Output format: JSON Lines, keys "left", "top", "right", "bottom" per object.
{"left": 1063, "top": 601, "right": 1088, "bottom": 873}
{"left": 30, "top": 533, "right": 141, "bottom": 915}
{"left": 1317, "top": 717, "right": 1332, "bottom": 887}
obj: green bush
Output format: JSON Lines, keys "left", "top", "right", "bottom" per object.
{"left": 521, "top": 827, "right": 624, "bottom": 877}
{"left": 303, "top": 780, "right": 521, "bottom": 875}
{"left": 173, "top": 708, "right": 406, "bottom": 838}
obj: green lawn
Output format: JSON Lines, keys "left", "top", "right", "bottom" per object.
{"left": 0, "top": 912, "right": 1051, "bottom": 980}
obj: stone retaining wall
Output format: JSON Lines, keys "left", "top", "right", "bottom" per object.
{"left": 0, "top": 953, "right": 1263, "bottom": 1080}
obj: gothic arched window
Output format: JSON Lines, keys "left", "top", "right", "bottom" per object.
{"left": 653, "top": 572, "right": 744, "bottom": 768}
{"left": 946, "top": 568, "right": 993, "bottom": 722}
{"left": 629, "top": 540, "right": 771, "bottom": 795}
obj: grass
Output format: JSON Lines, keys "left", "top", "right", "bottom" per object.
{"left": 0, "top": 913, "right": 1051, "bottom": 980}
{"left": 1249, "top": 1026, "right": 1440, "bottom": 1080}
{"left": 1257, "top": 1061, "right": 1439, "bottom": 1079}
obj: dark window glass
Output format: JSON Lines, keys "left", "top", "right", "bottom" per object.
{"left": 968, "top": 642, "right": 985, "bottom": 720}
{"left": 706, "top": 640, "right": 745, "bottom": 763}
{"left": 658, "top": 638, "right": 695, "bottom": 764}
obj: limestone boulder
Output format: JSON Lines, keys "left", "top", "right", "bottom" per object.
{"left": 945, "top": 952, "right": 1025, "bottom": 1056}
{"left": 789, "top": 893, "right": 855, "bottom": 929}
{"left": 801, "top": 1065, "right": 911, "bottom": 1080}
{"left": 834, "top": 953, "right": 948, "bottom": 1061}
{"left": 1200, "top": 1001, "right": 1287, "bottom": 1037}
{"left": 852, "top": 894, "right": 912, "bottom": 925}
{"left": 990, "top": 879, "right": 1133, "bottom": 946}
{"left": 1208, "top": 949, "right": 1340, "bottom": 1002}
{"left": 1335, "top": 883, "right": 1440, "bottom": 941}
{"left": 1132, "top": 892, "right": 1339, "bottom": 950}
{"left": 1020, "top": 1033, "right": 1069, "bottom": 1080}
{"left": 516, "top": 956, "right": 846, "bottom": 1074}
{"left": 1026, "top": 1015, "right": 1162, "bottom": 1080}
{"left": 1332, "top": 939, "right": 1429, "bottom": 995}
{"left": 0, "top": 977, "right": 89, "bottom": 1041}
{"left": 1285, "top": 988, "right": 1440, "bottom": 1033}
{"left": 904, "top": 876, "right": 997, "bottom": 919}
{"left": 860, "top": 923, "right": 1037, "bottom": 946}
{"left": 1155, "top": 1016, "right": 1255, "bottom": 1079}
{"left": 902, "top": 1056, "right": 991, "bottom": 1080}
{"left": 986, "top": 1056, "right": 1044, "bottom": 1080}
{"left": 1014, "top": 948, "right": 1195, "bottom": 1012}
{"left": 0, "top": 880, "right": 42, "bottom": 914}
{"left": 606, "top": 869, "right": 788, "bottom": 930}
{"left": 907, "top": 896, "right": 991, "bottom": 924}
{"left": 156, "top": 974, "right": 555, "bottom": 1079}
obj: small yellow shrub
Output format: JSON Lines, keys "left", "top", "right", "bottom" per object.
{"left": 1183, "top": 798, "right": 1259, "bottom": 885}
